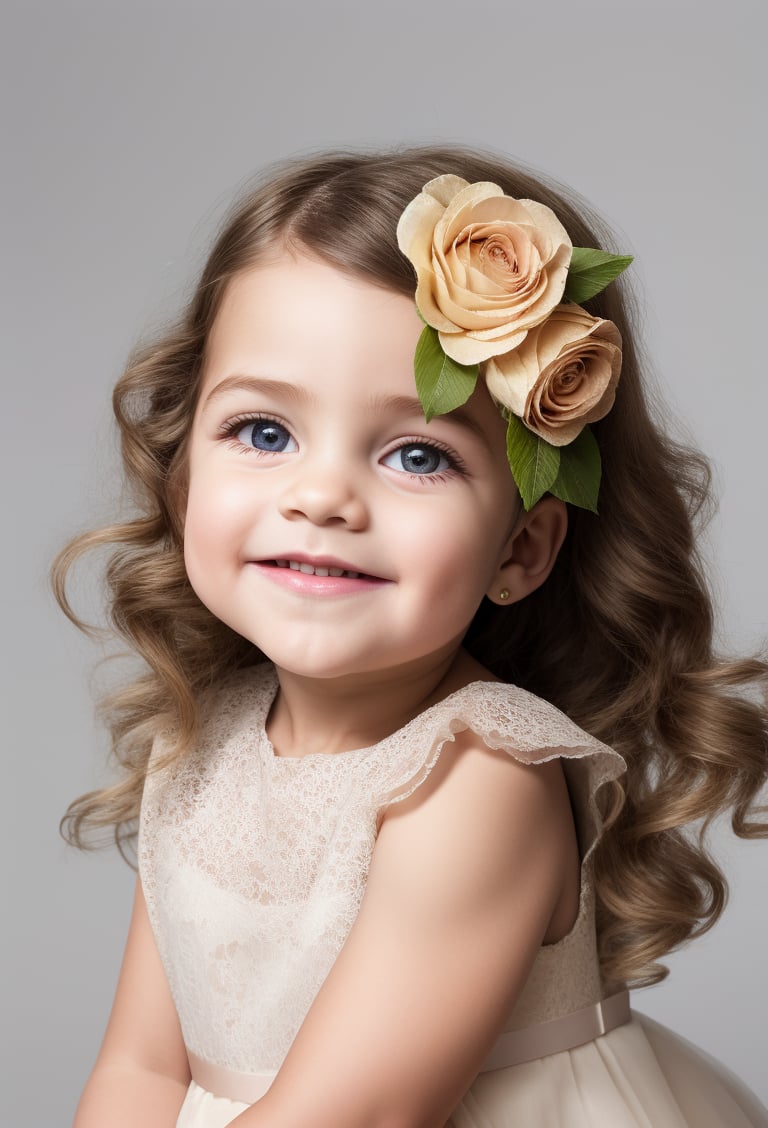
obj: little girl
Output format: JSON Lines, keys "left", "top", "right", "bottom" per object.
{"left": 59, "top": 146, "right": 768, "bottom": 1127}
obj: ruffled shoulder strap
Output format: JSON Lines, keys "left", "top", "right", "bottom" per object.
{"left": 369, "top": 681, "right": 626, "bottom": 864}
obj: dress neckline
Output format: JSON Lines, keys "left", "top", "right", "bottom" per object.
{"left": 254, "top": 663, "right": 508, "bottom": 763}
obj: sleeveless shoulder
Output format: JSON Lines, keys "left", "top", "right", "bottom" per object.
{"left": 366, "top": 680, "right": 628, "bottom": 1026}
{"left": 366, "top": 679, "right": 626, "bottom": 818}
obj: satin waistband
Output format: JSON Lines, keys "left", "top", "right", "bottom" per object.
{"left": 480, "top": 988, "right": 631, "bottom": 1071}
{"left": 187, "top": 989, "right": 631, "bottom": 1103}
{"left": 187, "top": 1052, "right": 275, "bottom": 1105}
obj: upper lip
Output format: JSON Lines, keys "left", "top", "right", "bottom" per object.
{"left": 254, "top": 552, "right": 387, "bottom": 580}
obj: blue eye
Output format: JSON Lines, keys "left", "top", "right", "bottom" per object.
{"left": 383, "top": 443, "right": 451, "bottom": 475}
{"left": 236, "top": 419, "right": 297, "bottom": 452}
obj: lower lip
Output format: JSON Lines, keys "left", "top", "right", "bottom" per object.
{"left": 249, "top": 563, "right": 389, "bottom": 596}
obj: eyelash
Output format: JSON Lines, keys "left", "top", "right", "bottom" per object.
{"left": 381, "top": 435, "right": 467, "bottom": 483}
{"left": 218, "top": 413, "right": 468, "bottom": 480}
{"left": 219, "top": 413, "right": 292, "bottom": 457}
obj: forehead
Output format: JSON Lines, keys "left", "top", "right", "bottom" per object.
{"left": 200, "top": 252, "right": 423, "bottom": 398}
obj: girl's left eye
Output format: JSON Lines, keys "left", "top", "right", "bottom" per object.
{"left": 235, "top": 418, "right": 297, "bottom": 453}
{"left": 381, "top": 443, "right": 452, "bottom": 476}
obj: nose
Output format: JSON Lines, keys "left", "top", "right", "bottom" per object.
{"left": 277, "top": 457, "right": 369, "bottom": 530}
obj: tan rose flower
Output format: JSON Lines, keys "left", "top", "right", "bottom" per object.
{"left": 485, "top": 304, "right": 622, "bottom": 446}
{"left": 397, "top": 175, "right": 572, "bottom": 365}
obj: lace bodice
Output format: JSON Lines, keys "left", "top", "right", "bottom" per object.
{"left": 139, "top": 663, "right": 626, "bottom": 1073}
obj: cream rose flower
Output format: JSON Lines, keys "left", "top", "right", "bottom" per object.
{"left": 485, "top": 304, "right": 622, "bottom": 447}
{"left": 396, "top": 175, "right": 572, "bottom": 365}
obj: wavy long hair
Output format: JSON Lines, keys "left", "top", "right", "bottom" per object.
{"left": 54, "top": 146, "right": 768, "bottom": 987}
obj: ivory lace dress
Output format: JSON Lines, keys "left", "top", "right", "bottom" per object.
{"left": 139, "top": 663, "right": 768, "bottom": 1127}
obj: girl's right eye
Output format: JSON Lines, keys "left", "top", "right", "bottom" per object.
{"left": 233, "top": 418, "right": 297, "bottom": 453}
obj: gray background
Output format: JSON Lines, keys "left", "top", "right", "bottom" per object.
{"left": 2, "top": 1, "right": 766, "bottom": 1124}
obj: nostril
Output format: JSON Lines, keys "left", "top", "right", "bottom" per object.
{"left": 277, "top": 482, "right": 368, "bottom": 530}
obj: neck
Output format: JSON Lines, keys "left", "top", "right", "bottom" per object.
{"left": 266, "top": 647, "right": 492, "bottom": 758}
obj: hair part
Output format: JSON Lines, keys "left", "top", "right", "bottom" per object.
{"left": 54, "top": 145, "right": 768, "bottom": 985}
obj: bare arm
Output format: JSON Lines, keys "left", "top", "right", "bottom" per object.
{"left": 232, "top": 734, "right": 579, "bottom": 1128}
{"left": 73, "top": 878, "right": 191, "bottom": 1128}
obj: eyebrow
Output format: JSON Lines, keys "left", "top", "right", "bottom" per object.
{"left": 202, "top": 375, "right": 488, "bottom": 444}
{"left": 202, "top": 374, "right": 309, "bottom": 409}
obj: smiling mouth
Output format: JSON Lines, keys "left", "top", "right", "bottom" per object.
{"left": 266, "top": 559, "right": 379, "bottom": 580}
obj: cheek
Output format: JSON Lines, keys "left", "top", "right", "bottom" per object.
{"left": 394, "top": 500, "right": 504, "bottom": 598}
{"left": 182, "top": 498, "right": 216, "bottom": 606}
{"left": 185, "top": 464, "right": 259, "bottom": 539}
{"left": 182, "top": 471, "right": 248, "bottom": 594}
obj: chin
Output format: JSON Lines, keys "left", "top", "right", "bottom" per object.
{"left": 261, "top": 649, "right": 373, "bottom": 682}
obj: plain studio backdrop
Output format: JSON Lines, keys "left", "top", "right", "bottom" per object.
{"left": 2, "top": 1, "right": 766, "bottom": 1123}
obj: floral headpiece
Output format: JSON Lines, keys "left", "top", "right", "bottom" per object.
{"left": 396, "top": 175, "right": 632, "bottom": 512}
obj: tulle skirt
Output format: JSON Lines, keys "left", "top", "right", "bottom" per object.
{"left": 175, "top": 1012, "right": 768, "bottom": 1128}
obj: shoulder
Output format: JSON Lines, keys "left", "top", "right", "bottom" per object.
{"left": 448, "top": 679, "right": 618, "bottom": 764}
{"left": 371, "top": 680, "right": 623, "bottom": 939}
{"left": 376, "top": 725, "right": 577, "bottom": 927}
{"left": 381, "top": 721, "right": 572, "bottom": 861}
{"left": 373, "top": 678, "right": 626, "bottom": 816}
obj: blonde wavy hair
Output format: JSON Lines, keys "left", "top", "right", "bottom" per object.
{"left": 54, "top": 146, "right": 768, "bottom": 988}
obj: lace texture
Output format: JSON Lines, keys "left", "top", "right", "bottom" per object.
{"left": 139, "top": 663, "right": 626, "bottom": 1072}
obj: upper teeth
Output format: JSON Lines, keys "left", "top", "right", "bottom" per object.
{"left": 275, "top": 559, "right": 360, "bottom": 578}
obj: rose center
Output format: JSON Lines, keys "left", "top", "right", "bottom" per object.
{"left": 554, "top": 360, "right": 586, "bottom": 396}
{"left": 480, "top": 236, "right": 518, "bottom": 275}
{"left": 490, "top": 245, "right": 515, "bottom": 271}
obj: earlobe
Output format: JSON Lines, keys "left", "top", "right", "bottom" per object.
{"left": 486, "top": 497, "right": 568, "bottom": 606}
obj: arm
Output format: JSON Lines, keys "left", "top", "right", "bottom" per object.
{"left": 233, "top": 733, "right": 579, "bottom": 1128}
{"left": 73, "top": 877, "right": 191, "bottom": 1128}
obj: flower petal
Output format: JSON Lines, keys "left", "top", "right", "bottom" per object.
{"left": 485, "top": 305, "right": 622, "bottom": 445}
{"left": 397, "top": 191, "right": 445, "bottom": 262}
{"left": 421, "top": 174, "right": 471, "bottom": 207}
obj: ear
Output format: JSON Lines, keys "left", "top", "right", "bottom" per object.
{"left": 486, "top": 496, "right": 568, "bottom": 606}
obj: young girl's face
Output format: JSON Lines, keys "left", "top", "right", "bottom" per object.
{"left": 183, "top": 250, "right": 521, "bottom": 684}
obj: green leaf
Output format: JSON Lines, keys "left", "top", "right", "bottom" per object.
{"left": 548, "top": 426, "right": 602, "bottom": 513}
{"left": 505, "top": 414, "right": 560, "bottom": 511}
{"left": 564, "top": 248, "right": 633, "bottom": 304}
{"left": 414, "top": 325, "right": 478, "bottom": 421}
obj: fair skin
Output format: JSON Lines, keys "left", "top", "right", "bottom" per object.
{"left": 75, "top": 251, "right": 577, "bottom": 1128}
